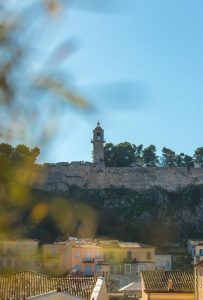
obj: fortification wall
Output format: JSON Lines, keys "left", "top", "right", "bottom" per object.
{"left": 35, "top": 162, "right": 203, "bottom": 192}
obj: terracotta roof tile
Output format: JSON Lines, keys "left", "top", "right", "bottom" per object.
{"left": 0, "top": 271, "right": 97, "bottom": 300}
{"left": 142, "top": 271, "right": 194, "bottom": 293}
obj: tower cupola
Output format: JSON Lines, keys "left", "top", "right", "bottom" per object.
{"left": 91, "top": 122, "right": 105, "bottom": 165}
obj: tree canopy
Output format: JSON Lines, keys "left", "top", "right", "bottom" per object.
{"left": 0, "top": 143, "right": 40, "bottom": 164}
{"left": 194, "top": 147, "right": 203, "bottom": 167}
{"left": 104, "top": 141, "right": 203, "bottom": 169}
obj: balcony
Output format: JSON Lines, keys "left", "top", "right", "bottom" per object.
{"left": 97, "top": 260, "right": 110, "bottom": 266}
{"left": 83, "top": 258, "right": 94, "bottom": 263}
{"left": 122, "top": 258, "right": 137, "bottom": 264}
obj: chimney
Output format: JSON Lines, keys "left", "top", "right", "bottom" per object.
{"left": 167, "top": 278, "right": 173, "bottom": 291}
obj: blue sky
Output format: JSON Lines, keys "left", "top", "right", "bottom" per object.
{"left": 7, "top": 0, "right": 203, "bottom": 162}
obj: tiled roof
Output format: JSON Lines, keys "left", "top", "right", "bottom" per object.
{"left": 67, "top": 238, "right": 154, "bottom": 249}
{"left": 142, "top": 271, "right": 194, "bottom": 293}
{"left": 0, "top": 271, "right": 97, "bottom": 300}
{"left": 68, "top": 240, "right": 101, "bottom": 249}
{"left": 195, "top": 259, "right": 203, "bottom": 267}
{"left": 118, "top": 242, "right": 154, "bottom": 249}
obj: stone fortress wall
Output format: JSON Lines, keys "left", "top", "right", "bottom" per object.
{"left": 35, "top": 162, "right": 203, "bottom": 192}
{"left": 35, "top": 123, "right": 203, "bottom": 192}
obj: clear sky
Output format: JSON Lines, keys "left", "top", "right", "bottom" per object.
{"left": 6, "top": 0, "right": 203, "bottom": 163}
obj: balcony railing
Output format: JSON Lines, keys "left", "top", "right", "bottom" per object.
{"left": 122, "top": 258, "right": 137, "bottom": 263}
{"left": 83, "top": 258, "right": 94, "bottom": 263}
{"left": 97, "top": 260, "right": 110, "bottom": 266}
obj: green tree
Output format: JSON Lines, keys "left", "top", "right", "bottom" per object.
{"left": 11, "top": 144, "right": 40, "bottom": 163}
{"left": 0, "top": 143, "right": 14, "bottom": 157}
{"left": 104, "top": 143, "right": 115, "bottom": 166}
{"left": 114, "top": 142, "right": 136, "bottom": 167}
{"left": 104, "top": 142, "right": 136, "bottom": 167}
{"left": 176, "top": 153, "right": 185, "bottom": 167}
{"left": 143, "top": 145, "right": 158, "bottom": 167}
{"left": 194, "top": 147, "right": 203, "bottom": 167}
{"left": 184, "top": 155, "right": 194, "bottom": 170}
{"left": 162, "top": 147, "right": 176, "bottom": 167}
{"left": 134, "top": 144, "right": 144, "bottom": 166}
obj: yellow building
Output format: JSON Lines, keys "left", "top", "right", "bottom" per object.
{"left": 100, "top": 240, "right": 155, "bottom": 290}
{"left": 195, "top": 260, "right": 203, "bottom": 300}
{"left": 141, "top": 270, "right": 194, "bottom": 300}
{"left": 43, "top": 242, "right": 69, "bottom": 275}
{"left": 42, "top": 238, "right": 155, "bottom": 292}
{"left": 0, "top": 239, "right": 40, "bottom": 272}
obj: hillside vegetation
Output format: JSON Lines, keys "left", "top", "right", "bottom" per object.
{"left": 6, "top": 184, "right": 203, "bottom": 249}
{"left": 0, "top": 142, "right": 203, "bottom": 248}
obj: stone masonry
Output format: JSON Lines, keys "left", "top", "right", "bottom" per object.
{"left": 35, "top": 162, "right": 203, "bottom": 192}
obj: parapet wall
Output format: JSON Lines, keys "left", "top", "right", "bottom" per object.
{"left": 35, "top": 162, "right": 203, "bottom": 192}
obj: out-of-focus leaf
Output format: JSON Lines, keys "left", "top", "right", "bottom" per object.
{"left": 70, "top": 0, "right": 130, "bottom": 14}
{"left": 0, "top": 19, "right": 17, "bottom": 43}
{"left": 35, "top": 76, "right": 90, "bottom": 109}
{"left": 46, "top": 39, "right": 77, "bottom": 66}
{"left": 31, "top": 203, "right": 49, "bottom": 222}
{"left": 43, "top": 0, "right": 61, "bottom": 16}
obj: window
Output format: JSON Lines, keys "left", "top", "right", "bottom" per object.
{"left": 146, "top": 252, "right": 151, "bottom": 260}
{"left": 199, "top": 249, "right": 203, "bottom": 256}
{"left": 138, "top": 264, "right": 145, "bottom": 272}
{"left": 95, "top": 264, "right": 101, "bottom": 272}
{"left": 114, "top": 264, "right": 121, "bottom": 274}
{"left": 85, "top": 265, "right": 92, "bottom": 276}
{"left": 51, "top": 247, "right": 57, "bottom": 257}
{"left": 95, "top": 252, "right": 101, "bottom": 259}
{"left": 126, "top": 251, "right": 132, "bottom": 260}
{"left": 113, "top": 279, "right": 121, "bottom": 289}
{"left": 75, "top": 250, "right": 80, "bottom": 258}
{"left": 122, "top": 277, "right": 129, "bottom": 287}
{"left": 125, "top": 264, "right": 131, "bottom": 275}
{"left": 85, "top": 252, "right": 91, "bottom": 259}
{"left": 7, "top": 246, "right": 12, "bottom": 255}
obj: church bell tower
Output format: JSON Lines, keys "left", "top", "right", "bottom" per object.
{"left": 91, "top": 122, "right": 105, "bottom": 166}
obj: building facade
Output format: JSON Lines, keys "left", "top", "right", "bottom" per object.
{"left": 103, "top": 241, "right": 155, "bottom": 291}
{"left": 187, "top": 239, "right": 203, "bottom": 264}
{"left": 155, "top": 254, "right": 172, "bottom": 271}
{"left": 195, "top": 260, "right": 203, "bottom": 300}
{"left": 42, "top": 238, "right": 155, "bottom": 292}
{"left": 0, "top": 240, "right": 40, "bottom": 272}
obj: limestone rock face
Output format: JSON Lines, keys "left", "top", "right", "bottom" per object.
{"left": 34, "top": 162, "right": 203, "bottom": 192}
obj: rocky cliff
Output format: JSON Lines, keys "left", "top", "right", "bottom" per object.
{"left": 35, "top": 162, "right": 203, "bottom": 192}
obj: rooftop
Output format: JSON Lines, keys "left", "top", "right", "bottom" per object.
{"left": 51, "top": 238, "right": 155, "bottom": 248}
{"left": 142, "top": 271, "right": 194, "bottom": 293}
{"left": 118, "top": 242, "right": 154, "bottom": 249}
{"left": 0, "top": 271, "right": 97, "bottom": 300}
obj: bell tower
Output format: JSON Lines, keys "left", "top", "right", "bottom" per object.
{"left": 91, "top": 122, "right": 105, "bottom": 166}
